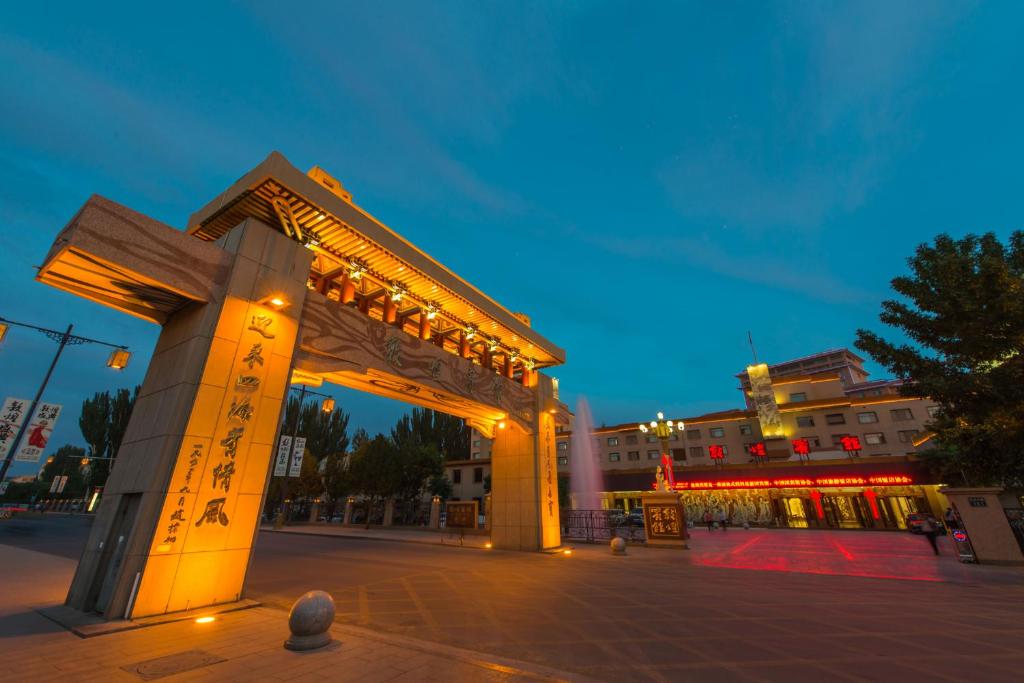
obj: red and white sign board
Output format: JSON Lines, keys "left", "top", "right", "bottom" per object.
{"left": 0, "top": 397, "right": 31, "bottom": 460}
{"left": 15, "top": 403, "right": 63, "bottom": 463}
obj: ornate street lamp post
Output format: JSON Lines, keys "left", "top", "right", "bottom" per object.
{"left": 639, "top": 411, "right": 682, "bottom": 491}
{"left": 0, "top": 316, "right": 130, "bottom": 483}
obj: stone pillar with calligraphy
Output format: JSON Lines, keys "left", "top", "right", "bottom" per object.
{"left": 641, "top": 491, "right": 689, "bottom": 550}
{"left": 65, "top": 219, "right": 312, "bottom": 619}
{"left": 489, "top": 374, "right": 561, "bottom": 551}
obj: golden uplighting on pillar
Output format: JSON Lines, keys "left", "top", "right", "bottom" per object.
{"left": 498, "top": 421, "right": 507, "bottom": 430}
{"left": 321, "top": 397, "right": 335, "bottom": 413}
{"left": 194, "top": 616, "right": 216, "bottom": 624}
{"left": 106, "top": 348, "right": 131, "bottom": 370}
{"left": 562, "top": 549, "right": 573, "bottom": 556}
{"left": 484, "top": 542, "right": 493, "bottom": 549}
{"left": 269, "top": 297, "right": 286, "bottom": 309}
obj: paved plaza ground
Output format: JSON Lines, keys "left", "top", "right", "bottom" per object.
{"left": 2, "top": 515, "right": 1024, "bottom": 681}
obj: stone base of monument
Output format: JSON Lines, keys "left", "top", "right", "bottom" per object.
{"left": 285, "top": 591, "right": 336, "bottom": 651}
{"left": 641, "top": 492, "right": 689, "bottom": 549}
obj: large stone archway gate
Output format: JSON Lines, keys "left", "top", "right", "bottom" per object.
{"left": 36, "top": 153, "right": 567, "bottom": 620}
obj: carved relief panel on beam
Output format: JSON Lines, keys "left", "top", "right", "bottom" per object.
{"left": 295, "top": 292, "right": 536, "bottom": 429}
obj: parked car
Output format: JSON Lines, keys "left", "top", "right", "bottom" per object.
{"left": 906, "top": 512, "right": 946, "bottom": 534}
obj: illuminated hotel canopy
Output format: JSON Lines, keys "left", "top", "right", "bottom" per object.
{"left": 187, "top": 152, "right": 564, "bottom": 370}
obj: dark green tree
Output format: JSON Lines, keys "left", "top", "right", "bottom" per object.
{"left": 282, "top": 395, "right": 350, "bottom": 462}
{"left": 855, "top": 231, "right": 1024, "bottom": 487}
{"left": 39, "top": 444, "right": 88, "bottom": 498}
{"left": 347, "top": 434, "right": 402, "bottom": 527}
{"left": 79, "top": 386, "right": 139, "bottom": 488}
{"left": 426, "top": 473, "right": 453, "bottom": 499}
{"left": 391, "top": 408, "right": 470, "bottom": 461}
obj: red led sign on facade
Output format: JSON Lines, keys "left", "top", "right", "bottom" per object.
{"left": 748, "top": 442, "right": 767, "bottom": 458}
{"left": 662, "top": 474, "right": 913, "bottom": 491}
{"left": 840, "top": 435, "right": 862, "bottom": 452}
{"left": 708, "top": 445, "right": 726, "bottom": 460}
{"left": 792, "top": 438, "right": 810, "bottom": 456}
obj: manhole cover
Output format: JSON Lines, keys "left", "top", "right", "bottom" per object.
{"left": 123, "top": 650, "right": 226, "bottom": 680}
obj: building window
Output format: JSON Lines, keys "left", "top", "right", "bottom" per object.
{"left": 608, "top": 452, "right": 621, "bottom": 462}
{"left": 627, "top": 451, "right": 640, "bottom": 461}
{"left": 796, "top": 416, "right": 815, "bottom": 427}
{"left": 898, "top": 429, "right": 920, "bottom": 443}
{"left": 672, "top": 448, "right": 686, "bottom": 462}
{"left": 473, "top": 439, "right": 481, "bottom": 447}
{"left": 709, "top": 427, "right": 725, "bottom": 438}
{"left": 687, "top": 429, "right": 702, "bottom": 440}
{"left": 557, "top": 441, "right": 568, "bottom": 451}
{"left": 671, "top": 433, "right": 680, "bottom": 441}
{"left": 607, "top": 437, "right": 619, "bottom": 446}
{"left": 626, "top": 434, "right": 638, "bottom": 445}
{"left": 864, "top": 432, "right": 886, "bottom": 445}
{"left": 689, "top": 446, "right": 704, "bottom": 458}
{"left": 472, "top": 452, "right": 480, "bottom": 459}
{"left": 647, "top": 450, "right": 659, "bottom": 460}
{"left": 453, "top": 469, "right": 462, "bottom": 484}
{"left": 789, "top": 392, "right": 807, "bottom": 402}
{"left": 891, "top": 408, "right": 914, "bottom": 421}
{"left": 739, "top": 423, "right": 752, "bottom": 435}
{"left": 927, "top": 405, "right": 941, "bottom": 419}
{"left": 645, "top": 435, "right": 657, "bottom": 443}
{"left": 825, "top": 413, "right": 846, "bottom": 425}
{"left": 557, "top": 456, "right": 567, "bottom": 465}
{"left": 473, "top": 467, "right": 483, "bottom": 483}
{"left": 857, "top": 412, "right": 878, "bottom": 424}
{"left": 806, "top": 436, "right": 821, "bottom": 447}
{"left": 830, "top": 434, "right": 846, "bottom": 446}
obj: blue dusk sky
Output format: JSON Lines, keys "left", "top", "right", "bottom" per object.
{"left": 2, "top": 2, "right": 1022, "bottom": 476}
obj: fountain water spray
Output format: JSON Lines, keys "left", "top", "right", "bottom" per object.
{"left": 569, "top": 397, "right": 605, "bottom": 510}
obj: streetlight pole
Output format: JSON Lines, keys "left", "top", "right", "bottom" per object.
{"left": 639, "top": 412, "right": 681, "bottom": 491}
{"left": 0, "top": 317, "right": 130, "bottom": 483}
{"left": 273, "top": 383, "right": 334, "bottom": 528}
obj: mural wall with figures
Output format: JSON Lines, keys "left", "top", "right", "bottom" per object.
{"left": 680, "top": 490, "right": 775, "bottom": 525}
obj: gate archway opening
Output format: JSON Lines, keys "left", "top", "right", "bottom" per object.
{"left": 36, "top": 152, "right": 568, "bottom": 620}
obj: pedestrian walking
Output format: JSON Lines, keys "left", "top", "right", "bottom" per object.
{"left": 716, "top": 508, "right": 728, "bottom": 532}
{"left": 944, "top": 507, "right": 958, "bottom": 531}
{"left": 703, "top": 510, "right": 714, "bottom": 531}
{"left": 920, "top": 518, "right": 940, "bottom": 555}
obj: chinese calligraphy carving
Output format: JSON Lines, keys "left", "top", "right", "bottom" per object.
{"left": 428, "top": 358, "right": 443, "bottom": 380}
{"left": 227, "top": 397, "right": 254, "bottom": 423}
{"left": 244, "top": 343, "right": 265, "bottom": 369}
{"left": 384, "top": 336, "right": 402, "bottom": 367}
{"left": 248, "top": 314, "right": 275, "bottom": 339}
{"left": 195, "top": 497, "right": 229, "bottom": 527}
{"left": 236, "top": 375, "right": 261, "bottom": 389}
{"left": 645, "top": 504, "right": 682, "bottom": 538}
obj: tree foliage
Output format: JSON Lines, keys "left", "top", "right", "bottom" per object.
{"left": 39, "top": 444, "right": 88, "bottom": 498}
{"left": 391, "top": 408, "right": 470, "bottom": 461}
{"left": 855, "top": 231, "right": 1024, "bottom": 487}
{"left": 282, "top": 395, "right": 350, "bottom": 462}
{"left": 79, "top": 386, "right": 139, "bottom": 488}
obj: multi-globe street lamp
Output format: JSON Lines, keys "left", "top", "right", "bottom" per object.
{"left": 638, "top": 411, "right": 683, "bottom": 490}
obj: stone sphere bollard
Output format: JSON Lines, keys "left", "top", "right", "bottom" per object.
{"left": 610, "top": 536, "right": 627, "bottom": 555}
{"left": 284, "top": 590, "right": 335, "bottom": 651}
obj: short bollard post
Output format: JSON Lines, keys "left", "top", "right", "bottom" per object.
{"left": 284, "top": 590, "right": 335, "bottom": 651}
{"left": 610, "top": 537, "right": 627, "bottom": 555}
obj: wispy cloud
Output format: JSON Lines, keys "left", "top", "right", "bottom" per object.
{"left": 656, "top": 2, "right": 968, "bottom": 233}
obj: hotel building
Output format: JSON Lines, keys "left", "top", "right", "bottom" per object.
{"left": 454, "top": 349, "right": 947, "bottom": 531}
